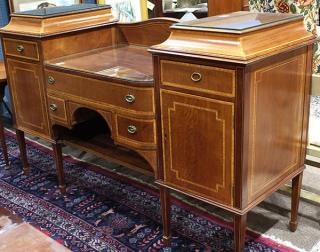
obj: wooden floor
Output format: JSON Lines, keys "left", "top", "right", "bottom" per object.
{"left": 0, "top": 208, "right": 70, "bottom": 252}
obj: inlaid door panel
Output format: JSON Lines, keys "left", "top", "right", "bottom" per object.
{"left": 161, "top": 90, "right": 234, "bottom": 206}
{"left": 7, "top": 59, "right": 49, "bottom": 137}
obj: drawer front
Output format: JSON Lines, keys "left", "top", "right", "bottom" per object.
{"left": 115, "top": 115, "right": 156, "bottom": 149}
{"left": 47, "top": 96, "right": 67, "bottom": 123}
{"left": 161, "top": 60, "right": 235, "bottom": 97}
{"left": 3, "top": 38, "right": 40, "bottom": 61}
{"left": 45, "top": 70, "right": 155, "bottom": 115}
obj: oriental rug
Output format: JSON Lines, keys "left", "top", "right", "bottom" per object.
{"left": 0, "top": 130, "right": 298, "bottom": 252}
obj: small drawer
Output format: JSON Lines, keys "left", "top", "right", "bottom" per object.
{"left": 161, "top": 60, "right": 235, "bottom": 97}
{"left": 47, "top": 96, "right": 67, "bottom": 123}
{"left": 115, "top": 115, "right": 156, "bottom": 149}
{"left": 3, "top": 38, "right": 40, "bottom": 61}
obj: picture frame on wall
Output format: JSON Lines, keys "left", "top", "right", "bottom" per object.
{"left": 9, "top": 0, "right": 84, "bottom": 13}
{"left": 104, "top": 0, "right": 147, "bottom": 22}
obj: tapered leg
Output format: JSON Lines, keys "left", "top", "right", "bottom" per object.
{"left": 0, "top": 121, "right": 9, "bottom": 168}
{"left": 289, "top": 172, "right": 303, "bottom": 232}
{"left": 160, "top": 187, "right": 171, "bottom": 247}
{"left": 16, "top": 129, "right": 30, "bottom": 175}
{"left": 52, "top": 142, "right": 66, "bottom": 194}
{"left": 234, "top": 214, "right": 247, "bottom": 252}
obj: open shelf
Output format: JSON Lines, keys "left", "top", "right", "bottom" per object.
{"left": 53, "top": 114, "right": 153, "bottom": 175}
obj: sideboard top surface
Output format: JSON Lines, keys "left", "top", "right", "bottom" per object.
{"left": 173, "top": 11, "right": 302, "bottom": 34}
{"left": 150, "top": 11, "right": 315, "bottom": 63}
{"left": 0, "top": 4, "right": 116, "bottom": 37}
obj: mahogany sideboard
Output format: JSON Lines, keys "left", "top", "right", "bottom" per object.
{"left": 0, "top": 5, "right": 315, "bottom": 251}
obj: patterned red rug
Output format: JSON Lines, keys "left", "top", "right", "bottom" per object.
{"left": 0, "top": 130, "right": 298, "bottom": 252}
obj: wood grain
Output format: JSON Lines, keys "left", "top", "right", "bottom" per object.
{"left": 160, "top": 89, "right": 234, "bottom": 206}
{"left": 1, "top": 7, "right": 116, "bottom": 37}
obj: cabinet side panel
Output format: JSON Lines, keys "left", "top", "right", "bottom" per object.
{"left": 247, "top": 49, "right": 307, "bottom": 202}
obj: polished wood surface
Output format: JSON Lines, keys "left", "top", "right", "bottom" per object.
{"left": 46, "top": 46, "right": 154, "bottom": 83}
{"left": 3, "top": 38, "right": 40, "bottom": 61}
{"left": 242, "top": 0, "right": 249, "bottom": 10}
{"left": 290, "top": 172, "right": 303, "bottom": 232}
{"left": 42, "top": 28, "right": 114, "bottom": 61}
{"left": 161, "top": 60, "right": 236, "bottom": 97}
{"left": 151, "top": 12, "right": 314, "bottom": 251}
{"left": 150, "top": 12, "right": 315, "bottom": 64}
{"left": 160, "top": 89, "right": 234, "bottom": 206}
{"left": 47, "top": 95, "right": 68, "bottom": 123}
{"left": 116, "top": 18, "right": 178, "bottom": 47}
{"left": 0, "top": 10, "right": 313, "bottom": 252}
{"left": 160, "top": 187, "right": 171, "bottom": 247}
{"left": 52, "top": 142, "right": 66, "bottom": 194}
{"left": 234, "top": 214, "right": 247, "bottom": 252}
{"left": 0, "top": 15, "right": 176, "bottom": 190}
{"left": 45, "top": 69, "right": 155, "bottom": 116}
{"left": 114, "top": 115, "right": 156, "bottom": 149}
{"left": 246, "top": 49, "right": 307, "bottom": 203}
{"left": 1, "top": 7, "right": 116, "bottom": 37}
{"left": 16, "top": 129, "right": 30, "bottom": 175}
{"left": 208, "top": 0, "right": 243, "bottom": 16}
{"left": 6, "top": 59, "right": 50, "bottom": 139}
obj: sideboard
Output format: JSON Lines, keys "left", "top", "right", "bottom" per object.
{"left": 0, "top": 6, "right": 315, "bottom": 251}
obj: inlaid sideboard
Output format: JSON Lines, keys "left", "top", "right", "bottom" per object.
{"left": 0, "top": 5, "right": 315, "bottom": 251}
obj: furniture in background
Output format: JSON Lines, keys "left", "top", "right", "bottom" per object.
{"left": 0, "top": 61, "right": 10, "bottom": 168}
{"left": 152, "top": 0, "right": 248, "bottom": 19}
{"left": 0, "top": 6, "right": 314, "bottom": 251}
{"left": 150, "top": 12, "right": 315, "bottom": 251}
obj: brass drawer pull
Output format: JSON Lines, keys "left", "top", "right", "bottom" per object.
{"left": 48, "top": 76, "right": 55, "bottom": 85}
{"left": 191, "top": 72, "right": 202, "bottom": 82}
{"left": 16, "top": 45, "right": 24, "bottom": 53}
{"left": 125, "top": 94, "right": 135, "bottom": 104}
{"left": 127, "top": 125, "right": 137, "bottom": 134}
{"left": 49, "top": 104, "right": 58, "bottom": 112}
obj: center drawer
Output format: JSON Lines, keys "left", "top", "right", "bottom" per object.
{"left": 45, "top": 70, "right": 155, "bottom": 115}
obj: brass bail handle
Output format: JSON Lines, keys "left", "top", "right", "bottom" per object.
{"left": 16, "top": 45, "right": 24, "bottom": 53}
{"left": 191, "top": 72, "right": 202, "bottom": 82}
{"left": 50, "top": 104, "right": 58, "bottom": 111}
{"left": 125, "top": 94, "right": 135, "bottom": 104}
{"left": 48, "top": 76, "right": 55, "bottom": 85}
{"left": 127, "top": 125, "right": 137, "bottom": 134}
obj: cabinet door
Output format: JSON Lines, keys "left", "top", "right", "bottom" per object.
{"left": 161, "top": 90, "right": 234, "bottom": 206}
{"left": 7, "top": 59, "right": 50, "bottom": 137}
